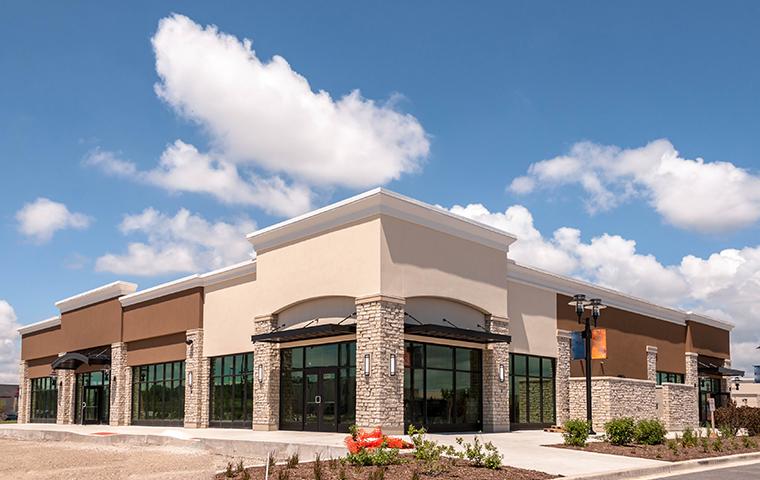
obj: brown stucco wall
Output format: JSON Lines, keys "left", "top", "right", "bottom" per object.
{"left": 126, "top": 332, "right": 187, "bottom": 366}
{"left": 60, "top": 298, "right": 123, "bottom": 352}
{"left": 557, "top": 294, "right": 687, "bottom": 379}
{"left": 686, "top": 321, "right": 730, "bottom": 359}
{"left": 26, "top": 356, "right": 58, "bottom": 378}
{"left": 122, "top": 289, "right": 203, "bottom": 343}
{"left": 21, "top": 326, "right": 63, "bottom": 361}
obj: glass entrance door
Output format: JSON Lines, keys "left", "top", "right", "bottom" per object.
{"left": 304, "top": 367, "right": 338, "bottom": 432}
{"left": 81, "top": 386, "right": 104, "bottom": 424}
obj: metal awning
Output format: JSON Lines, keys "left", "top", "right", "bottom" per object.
{"left": 251, "top": 324, "right": 357, "bottom": 344}
{"left": 404, "top": 324, "right": 511, "bottom": 344}
{"left": 698, "top": 360, "right": 745, "bottom": 377}
{"left": 51, "top": 348, "right": 111, "bottom": 370}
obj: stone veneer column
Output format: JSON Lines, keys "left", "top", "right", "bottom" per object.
{"left": 483, "top": 315, "right": 510, "bottom": 432}
{"left": 555, "top": 330, "right": 572, "bottom": 426}
{"left": 56, "top": 369, "right": 75, "bottom": 425}
{"left": 17, "top": 361, "right": 30, "bottom": 424}
{"left": 252, "top": 315, "right": 280, "bottom": 430}
{"left": 355, "top": 295, "right": 405, "bottom": 434}
{"left": 685, "top": 351, "right": 700, "bottom": 427}
{"left": 646, "top": 346, "right": 658, "bottom": 382}
{"left": 184, "top": 328, "right": 209, "bottom": 428}
{"left": 109, "top": 342, "right": 129, "bottom": 426}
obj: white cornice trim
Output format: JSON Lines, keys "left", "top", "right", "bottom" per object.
{"left": 507, "top": 261, "right": 734, "bottom": 331}
{"left": 119, "top": 260, "right": 256, "bottom": 307}
{"left": 55, "top": 281, "right": 137, "bottom": 314}
{"left": 18, "top": 316, "right": 61, "bottom": 335}
{"left": 246, "top": 188, "right": 517, "bottom": 253}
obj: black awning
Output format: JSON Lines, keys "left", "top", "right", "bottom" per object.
{"left": 51, "top": 349, "right": 111, "bottom": 370}
{"left": 251, "top": 324, "right": 357, "bottom": 344}
{"left": 698, "top": 360, "right": 745, "bottom": 377}
{"left": 404, "top": 324, "right": 511, "bottom": 344}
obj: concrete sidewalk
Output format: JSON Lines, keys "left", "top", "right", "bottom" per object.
{"left": 0, "top": 424, "right": 665, "bottom": 477}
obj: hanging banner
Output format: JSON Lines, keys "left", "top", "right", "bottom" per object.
{"left": 591, "top": 328, "right": 607, "bottom": 360}
{"left": 571, "top": 331, "right": 585, "bottom": 360}
{"left": 754, "top": 365, "right": 760, "bottom": 384}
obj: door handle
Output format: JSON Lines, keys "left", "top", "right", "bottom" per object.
{"left": 315, "top": 395, "right": 322, "bottom": 404}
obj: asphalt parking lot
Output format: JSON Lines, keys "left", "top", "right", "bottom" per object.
{"left": 659, "top": 462, "right": 760, "bottom": 479}
{"left": 0, "top": 438, "right": 261, "bottom": 479}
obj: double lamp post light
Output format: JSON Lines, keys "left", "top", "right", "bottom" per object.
{"left": 569, "top": 294, "right": 606, "bottom": 435}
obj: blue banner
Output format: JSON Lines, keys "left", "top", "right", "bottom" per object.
{"left": 754, "top": 365, "right": 760, "bottom": 383}
{"left": 571, "top": 331, "right": 585, "bottom": 360}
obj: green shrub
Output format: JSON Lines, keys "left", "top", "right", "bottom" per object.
{"left": 712, "top": 437, "right": 723, "bottom": 452}
{"left": 563, "top": 419, "right": 590, "bottom": 447}
{"left": 681, "top": 427, "right": 698, "bottom": 448}
{"left": 604, "top": 417, "right": 635, "bottom": 446}
{"left": 741, "top": 406, "right": 760, "bottom": 436}
{"left": 346, "top": 444, "right": 400, "bottom": 467}
{"left": 634, "top": 419, "right": 667, "bottom": 445}
{"left": 224, "top": 462, "right": 234, "bottom": 478}
{"left": 286, "top": 452, "right": 299, "bottom": 468}
{"left": 666, "top": 439, "right": 679, "bottom": 455}
{"left": 715, "top": 403, "right": 742, "bottom": 436}
{"left": 313, "top": 453, "right": 323, "bottom": 480}
{"left": 407, "top": 425, "right": 455, "bottom": 474}
{"left": 455, "top": 437, "right": 503, "bottom": 470}
{"left": 700, "top": 437, "right": 710, "bottom": 453}
{"left": 742, "top": 436, "right": 758, "bottom": 449}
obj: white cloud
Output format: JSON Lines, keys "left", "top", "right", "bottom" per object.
{"left": 0, "top": 300, "right": 21, "bottom": 384}
{"left": 150, "top": 13, "right": 429, "bottom": 186}
{"left": 82, "top": 147, "right": 137, "bottom": 176}
{"left": 95, "top": 208, "right": 255, "bottom": 276}
{"left": 16, "top": 198, "right": 92, "bottom": 243}
{"left": 509, "top": 139, "right": 760, "bottom": 232}
{"left": 449, "top": 202, "right": 760, "bottom": 375}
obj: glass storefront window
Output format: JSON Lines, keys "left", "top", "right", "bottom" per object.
{"left": 210, "top": 353, "right": 253, "bottom": 428}
{"left": 510, "top": 353, "right": 555, "bottom": 428}
{"left": 280, "top": 341, "right": 355, "bottom": 432}
{"left": 656, "top": 371, "right": 685, "bottom": 384}
{"left": 131, "top": 361, "right": 185, "bottom": 426}
{"left": 30, "top": 377, "right": 57, "bottom": 423}
{"left": 404, "top": 342, "right": 483, "bottom": 432}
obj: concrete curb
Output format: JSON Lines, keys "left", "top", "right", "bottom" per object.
{"left": 0, "top": 428, "right": 347, "bottom": 461}
{"left": 561, "top": 451, "right": 760, "bottom": 480}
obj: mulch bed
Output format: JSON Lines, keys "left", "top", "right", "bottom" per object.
{"left": 216, "top": 456, "right": 558, "bottom": 480}
{"left": 553, "top": 435, "right": 760, "bottom": 461}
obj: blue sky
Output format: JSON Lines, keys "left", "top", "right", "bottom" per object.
{"left": 2, "top": 2, "right": 760, "bottom": 381}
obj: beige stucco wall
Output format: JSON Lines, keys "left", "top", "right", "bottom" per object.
{"left": 405, "top": 297, "right": 487, "bottom": 331}
{"left": 255, "top": 218, "right": 382, "bottom": 314}
{"left": 380, "top": 216, "right": 508, "bottom": 318}
{"left": 733, "top": 380, "right": 760, "bottom": 408}
{"left": 203, "top": 273, "right": 258, "bottom": 358}
{"left": 277, "top": 296, "right": 356, "bottom": 329}
{"left": 507, "top": 280, "right": 558, "bottom": 358}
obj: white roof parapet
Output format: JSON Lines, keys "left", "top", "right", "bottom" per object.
{"left": 119, "top": 260, "right": 256, "bottom": 307}
{"left": 246, "top": 188, "right": 518, "bottom": 254}
{"left": 55, "top": 281, "right": 138, "bottom": 314}
{"left": 507, "top": 261, "right": 734, "bottom": 331}
{"left": 18, "top": 315, "right": 61, "bottom": 335}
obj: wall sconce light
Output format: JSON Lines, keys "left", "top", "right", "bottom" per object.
{"left": 188, "top": 371, "right": 193, "bottom": 389}
{"left": 258, "top": 364, "right": 264, "bottom": 383}
{"left": 498, "top": 364, "right": 505, "bottom": 383}
{"left": 364, "top": 354, "right": 371, "bottom": 377}
{"left": 390, "top": 354, "right": 397, "bottom": 376}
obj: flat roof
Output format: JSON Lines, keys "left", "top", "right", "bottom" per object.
{"left": 507, "top": 260, "right": 734, "bottom": 331}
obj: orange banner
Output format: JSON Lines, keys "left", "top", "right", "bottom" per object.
{"left": 591, "top": 329, "right": 607, "bottom": 360}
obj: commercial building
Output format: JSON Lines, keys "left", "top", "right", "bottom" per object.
{"left": 17, "top": 189, "right": 738, "bottom": 433}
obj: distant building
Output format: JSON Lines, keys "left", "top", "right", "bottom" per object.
{"left": 731, "top": 378, "right": 760, "bottom": 408}
{"left": 0, "top": 384, "right": 19, "bottom": 417}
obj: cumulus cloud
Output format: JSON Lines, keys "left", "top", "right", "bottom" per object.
{"left": 95, "top": 208, "right": 255, "bottom": 276}
{"left": 152, "top": 14, "right": 429, "bottom": 188}
{"left": 0, "top": 300, "right": 21, "bottom": 384}
{"left": 449, "top": 202, "right": 760, "bottom": 374}
{"left": 508, "top": 139, "right": 760, "bottom": 232}
{"left": 86, "top": 14, "right": 429, "bottom": 217}
{"left": 16, "top": 198, "right": 92, "bottom": 243}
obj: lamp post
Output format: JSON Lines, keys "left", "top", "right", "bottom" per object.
{"left": 569, "top": 294, "right": 606, "bottom": 434}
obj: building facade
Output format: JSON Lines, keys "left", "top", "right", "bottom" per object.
{"left": 17, "top": 189, "right": 737, "bottom": 433}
